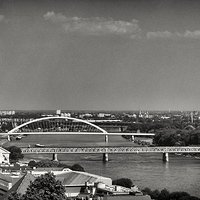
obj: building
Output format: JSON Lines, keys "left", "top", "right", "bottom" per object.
{"left": 2, "top": 168, "right": 148, "bottom": 199}
{"left": 98, "top": 113, "right": 111, "bottom": 118}
{"left": 0, "top": 172, "right": 20, "bottom": 198}
{"left": 2, "top": 172, "right": 35, "bottom": 199}
{"left": 102, "top": 195, "right": 151, "bottom": 200}
{"left": 2, "top": 168, "right": 112, "bottom": 199}
{"left": 31, "top": 168, "right": 112, "bottom": 197}
{"left": 0, "top": 111, "right": 15, "bottom": 116}
{"left": 0, "top": 147, "right": 10, "bottom": 165}
{"left": 56, "top": 109, "right": 61, "bottom": 115}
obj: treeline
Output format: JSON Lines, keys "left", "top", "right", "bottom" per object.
{"left": 153, "top": 129, "right": 200, "bottom": 146}
{"left": 142, "top": 187, "right": 200, "bottom": 200}
{"left": 124, "top": 121, "right": 200, "bottom": 146}
{"left": 125, "top": 121, "right": 198, "bottom": 133}
{"left": 28, "top": 160, "right": 85, "bottom": 172}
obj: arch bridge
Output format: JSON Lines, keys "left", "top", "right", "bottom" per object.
{"left": 8, "top": 116, "right": 107, "bottom": 135}
{"left": 7, "top": 116, "right": 155, "bottom": 162}
{"left": 8, "top": 116, "right": 155, "bottom": 137}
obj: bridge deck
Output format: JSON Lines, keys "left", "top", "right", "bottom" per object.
{"left": 21, "top": 146, "right": 200, "bottom": 154}
{"left": 8, "top": 132, "right": 155, "bottom": 135}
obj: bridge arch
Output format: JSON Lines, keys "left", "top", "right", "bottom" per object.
{"left": 8, "top": 116, "right": 107, "bottom": 134}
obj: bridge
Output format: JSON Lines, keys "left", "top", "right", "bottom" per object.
{"left": 6, "top": 116, "right": 155, "bottom": 161}
{"left": 21, "top": 146, "right": 200, "bottom": 162}
{"left": 7, "top": 116, "right": 200, "bottom": 162}
{"left": 6, "top": 116, "right": 200, "bottom": 162}
{"left": 6, "top": 116, "right": 155, "bottom": 162}
{"left": 7, "top": 116, "right": 154, "bottom": 136}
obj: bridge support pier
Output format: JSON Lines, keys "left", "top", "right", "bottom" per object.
{"left": 131, "top": 135, "right": 135, "bottom": 142}
{"left": 162, "top": 152, "right": 169, "bottom": 162}
{"left": 7, "top": 135, "right": 10, "bottom": 141}
{"left": 103, "top": 153, "right": 109, "bottom": 162}
{"left": 52, "top": 153, "right": 58, "bottom": 161}
{"left": 103, "top": 134, "right": 109, "bottom": 162}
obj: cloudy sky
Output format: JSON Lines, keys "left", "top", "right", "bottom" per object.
{"left": 1, "top": 0, "right": 200, "bottom": 111}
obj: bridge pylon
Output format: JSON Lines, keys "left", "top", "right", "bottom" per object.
{"left": 103, "top": 134, "right": 109, "bottom": 162}
{"left": 162, "top": 152, "right": 169, "bottom": 162}
{"left": 103, "top": 152, "right": 109, "bottom": 162}
{"left": 52, "top": 153, "right": 58, "bottom": 161}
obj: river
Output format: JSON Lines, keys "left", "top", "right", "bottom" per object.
{"left": 5, "top": 134, "right": 200, "bottom": 197}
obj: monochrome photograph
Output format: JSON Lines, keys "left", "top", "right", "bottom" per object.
{"left": 0, "top": 0, "right": 200, "bottom": 199}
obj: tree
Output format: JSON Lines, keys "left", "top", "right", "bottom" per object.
{"left": 28, "top": 160, "right": 37, "bottom": 168}
{"left": 6, "top": 146, "right": 24, "bottom": 162}
{"left": 71, "top": 164, "right": 85, "bottom": 172}
{"left": 9, "top": 173, "right": 67, "bottom": 200}
{"left": 34, "top": 160, "right": 61, "bottom": 168}
{"left": 142, "top": 187, "right": 152, "bottom": 195}
{"left": 30, "top": 160, "right": 85, "bottom": 171}
{"left": 169, "top": 191, "right": 190, "bottom": 200}
{"left": 112, "top": 178, "right": 133, "bottom": 188}
{"left": 151, "top": 189, "right": 160, "bottom": 199}
{"left": 8, "top": 192, "right": 22, "bottom": 200}
{"left": 158, "top": 188, "right": 170, "bottom": 200}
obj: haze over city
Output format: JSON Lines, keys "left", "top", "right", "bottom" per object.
{"left": 1, "top": 0, "right": 200, "bottom": 110}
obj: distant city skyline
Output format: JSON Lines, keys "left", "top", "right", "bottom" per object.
{"left": 1, "top": 0, "right": 200, "bottom": 110}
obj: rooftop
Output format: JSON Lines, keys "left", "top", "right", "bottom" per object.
{"left": 2, "top": 173, "right": 35, "bottom": 200}
{"left": 103, "top": 195, "right": 151, "bottom": 200}
{"left": 56, "top": 171, "right": 98, "bottom": 186}
{"left": 0, "top": 147, "right": 10, "bottom": 154}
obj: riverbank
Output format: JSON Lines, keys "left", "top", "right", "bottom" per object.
{"left": 175, "top": 152, "right": 200, "bottom": 160}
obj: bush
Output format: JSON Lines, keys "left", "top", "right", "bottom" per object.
{"left": 141, "top": 188, "right": 200, "bottom": 200}
{"left": 71, "top": 164, "right": 85, "bottom": 172}
{"left": 180, "top": 197, "right": 200, "bottom": 200}
{"left": 28, "top": 160, "right": 85, "bottom": 171}
{"left": 112, "top": 178, "right": 133, "bottom": 188}
{"left": 170, "top": 191, "right": 190, "bottom": 200}
{"left": 28, "top": 160, "right": 37, "bottom": 168}
{"left": 158, "top": 188, "right": 170, "bottom": 200}
{"left": 151, "top": 189, "right": 160, "bottom": 199}
{"left": 142, "top": 187, "right": 152, "bottom": 195}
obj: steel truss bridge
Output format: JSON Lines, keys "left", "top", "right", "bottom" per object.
{"left": 20, "top": 146, "right": 200, "bottom": 162}
{"left": 21, "top": 146, "right": 200, "bottom": 154}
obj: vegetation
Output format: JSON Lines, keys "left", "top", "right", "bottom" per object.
{"left": 5, "top": 146, "right": 24, "bottom": 163}
{"left": 123, "top": 120, "right": 200, "bottom": 147}
{"left": 112, "top": 178, "right": 133, "bottom": 188}
{"left": 153, "top": 129, "right": 200, "bottom": 146}
{"left": 8, "top": 173, "right": 67, "bottom": 200}
{"left": 71, "top": 163, "right": 85, "bottom": 172}
{"left": 28, "top": 160, "right": 85, "bottom": 171}
{"left": 142, "top": 187, "right": 200, "bottom": 200}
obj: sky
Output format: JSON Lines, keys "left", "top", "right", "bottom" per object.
{"left": 1, "top": 0, "right": 200, "bottom": 111}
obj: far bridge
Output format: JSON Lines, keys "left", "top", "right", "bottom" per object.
{"left": 7, "top": 116, "right": 155, "bottom": 162}
{"left": 21, "top": 146, "right": 200, "bottom": 162}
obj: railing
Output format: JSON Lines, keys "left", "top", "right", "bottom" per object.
{"left": 21, "top": 146, "right": 200, "bottom": 154}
